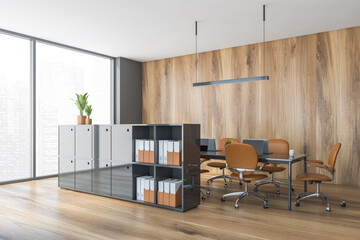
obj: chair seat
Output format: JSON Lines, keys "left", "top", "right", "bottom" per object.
{"left": 200, "top": 169, "right": 210, "bottom": 174}
{"left": 207, "top": 162, "right": 226, "bottom": 168}
{"left": 296, "top": 173, "right": 331, "bottom": 182}
{"left": 260, "top": 165, "right": 286, "bottom": 173}
{"left": 230, "top": 173, "right": 267, "bottom": 181}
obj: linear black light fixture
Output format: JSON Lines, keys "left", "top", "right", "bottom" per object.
{"left": 193, "top": 5, "right": 269, "bottom": 87}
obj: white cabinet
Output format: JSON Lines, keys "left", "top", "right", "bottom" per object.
{"left": 112, "top": 125, "right": 132, "bottom": 163}
{"left": 98, "top": 125, "right": 111, "bottom": 160}
{"left": 75, "top": 125, "right": 94, "bottom": 159}
{"left": 59, "top": 125, "right": 75, "bottom": 157}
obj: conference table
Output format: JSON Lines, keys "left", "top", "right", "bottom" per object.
{"left": 200, "top": 151, "right": 308, "bottom": 210}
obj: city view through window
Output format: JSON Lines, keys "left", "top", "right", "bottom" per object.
{"left": 0, "top": 33, "right": 111, "bottom": 181}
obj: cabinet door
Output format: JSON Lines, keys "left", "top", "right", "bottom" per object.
{"left": 59, "top": 126, "right": 75, "bottom": 157}
{"left": 75, "top": 159, "right": 92, "bottom": 192}
{"left": 98, "top": 125, "right": 111, "bottom": 160}
{"left": 93, "top": 160, "right": 111, "bottom": 196}
{"left": 76, "top": 126, "right": 93, "bottom": 159}
{"left": 112, "top": 125, "right": 132, "bottom": 163}
{"left": 59, "top": 157, "right": 75, "bottom": 189}
{"left": 111, "top": 162, "right": 132, "bottom": 200}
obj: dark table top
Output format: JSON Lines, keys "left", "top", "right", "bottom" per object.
{"left": 200, "top": 151, "right": 308, "bottom": 164}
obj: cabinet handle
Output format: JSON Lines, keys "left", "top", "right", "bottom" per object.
{"left": 127, "top": 129, "right": 129, "bottom": 132}
{"left": 106, "top": 129, "right": 108, "bottom": 131}
{"left": 106, "top": 164, "right": 109, "bottom": 167}
{"left": 87, "top": 162, "right": 90, "bottom": 165}
{"left": 71, "top": 128, "right": 73, "bottom": 131}
{"left": 87, "top": 129, "right": 90, "bottom": 131}
{"left": 71, "top": 160, "right": 73, "bottom": 163}
{"left": 127, "top": 166, "right": 130, "bottom": 169}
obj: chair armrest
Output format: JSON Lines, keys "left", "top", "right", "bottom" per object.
{"left": 307, "top": 163, "right": 335, "bottom": 178}
{"left": 227, "top": 167, "right": 256, "bottom": 181}
{"left": 307, "top": 163, "right": 327, "bottom": 168}
{"left": 257, "top": 163, "right": 269, "bottom": 171}
{"left": 306, "top": 160, "right": 324, "bottom": 164}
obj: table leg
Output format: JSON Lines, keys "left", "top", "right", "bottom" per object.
{"left": 288, "top": 162, "right": 292, "bottom": 211}
{"left": 304, "top": 157, "right": 307, "bottom": 192}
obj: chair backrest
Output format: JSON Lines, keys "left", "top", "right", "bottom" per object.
{"left": 225, "top": 143, "right": 258, "bottom": 170}
{"left": 217, "top": 138, "right": 239, "bottom": 151}
{"left": 268, "top": 139, "right": 289, "bottom": 154}
{"left": 328, "top": 143, "right": 341, "bottom": 174}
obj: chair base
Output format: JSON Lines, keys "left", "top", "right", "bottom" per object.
{"left": 295, "top": 182, "right": 346, "bottom": 211}
{"left": 254, "top": 173, "right": 294, "bottom": 194}
{"left": 221, "top": 182, "right": 268, "bottom": 209}
{"left": 206, "top": 168, "right": 233, "bottom": 188}
{"left": 200, "top": 186, "right": 210, "bottom": 200}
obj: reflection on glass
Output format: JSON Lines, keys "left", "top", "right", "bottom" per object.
{"left": 0, "top": 33, "right": 31, "bottom": 181}
{"left": 36, "top": 43, "right": 111, "bottom": 176}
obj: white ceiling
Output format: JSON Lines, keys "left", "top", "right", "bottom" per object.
{"left": 1, "top": 0, "right": 360, "bottom": 62}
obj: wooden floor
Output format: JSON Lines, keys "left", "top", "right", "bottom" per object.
{"left": 0, "top": 176, "right": 360, "bottom": 240}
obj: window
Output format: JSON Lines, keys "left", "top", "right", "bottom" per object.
{"left": 0, "top": 33, "right": 31, "bottom": 181}
{"left": 36, "top": 43, "right": 111, "bottom": 176}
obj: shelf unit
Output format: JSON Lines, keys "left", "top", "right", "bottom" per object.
{"left": 58, "top": 124, "right": 200, "bottom": 212}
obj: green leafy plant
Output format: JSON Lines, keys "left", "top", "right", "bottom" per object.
{"left": 85, "top": 104, "right": 93, "bottom": 119}
{"left": 224, "top": 140, "right": 232, "bottom": 147}
{"left": 71, "top": 93, "right": 88, "bottom": 116}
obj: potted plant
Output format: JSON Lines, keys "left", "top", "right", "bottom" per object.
{"left": 224, "top": 140, "right": 232, "bottom": 148}
{"left": 71, "top": 93, "right": 88, "bottom": 124}
{"left": 85, "top": 104, "right": 93, "bottom": 125}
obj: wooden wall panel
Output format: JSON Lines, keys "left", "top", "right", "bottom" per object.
{"left": 142, "top": 26, "right": 360, "bottom": 186}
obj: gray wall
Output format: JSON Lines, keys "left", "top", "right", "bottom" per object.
{"left": 114, "top": 57, "right": 142, "bottom": 124}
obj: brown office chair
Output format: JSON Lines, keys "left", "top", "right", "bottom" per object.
{"left": 295, "top": 143, "right": 346, "bottom": 211}
{"left": 254, "top": 139, "right": 294, "bottom": 194}
{"left": 200, "top": 158, "right": 210, "bottom": 199}
{"left": 221, "top": 143, "right": 269, "bottom": 209}
{"left": 206, "top": 138, "right": 239, "bottom": 188}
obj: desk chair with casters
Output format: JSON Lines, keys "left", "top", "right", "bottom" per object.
{"left": 295, "top": 143, "right": 346, "bottom": 211}
{"left": 200, "top": 158, "right": 210, "bottom": 199}
{"left": 221, "top": 143, "right": 269, "bottom": 209}
{"left": 254, "top": 139, "right": 294, "bottom": 194}
{"left": 206, "top": 138, "right": 239, "bottom": 188}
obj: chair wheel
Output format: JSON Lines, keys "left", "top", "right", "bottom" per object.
{"left": 224, "top": 183, "right": 228, "bottom": 188}
{"left": 291, "top": 187, "right": 295, "bottom": 192}
{"left": 264, "top": 198, "right": 268, "bottom": 202}
{"left": 326, "top": 206, "right": 331, "bottom": 211}
{"left": 201, "top": 195, "right": 206, "bottom": 200}
{"left": 295, "top": 202, "right": 300, "bottom": 207}
{"left": 263, "top": 203, "right": 268, "bottom": 209}
{"left": 206, "top": 190, "right": 210, "bottom": 194}
{"left": 254, "top": 187, "right": 258, "bottom": 192}
{"left": 206, "top": 181, "right": 210, "bottom": 185}
{"left": 341, "top": 202, "right": 346, "bottom": 207}
{"left": 296, "top": 195, "right": 301, "bottom": 200}
{"left": 221, "top": 197, "right": 225, "bottom": 202}
{"left": 235, "top": 203, "right": 239, "bottom": 208}
{"left": 276, "top": 190, "right": 280, "bottom": 194}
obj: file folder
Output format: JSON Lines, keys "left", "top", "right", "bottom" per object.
{"left": 149, "top": 178, "right": 155, "bottom": 203}
{"left": 163, "top": 140, "right": 168, "bottom": 164}
{"left": 138, "top": 140, "right": 145, "bottom": 162}
{"left": 173, "top": 140, "right": 182, "bottom": 166}
{"left": 144, "top": 140, "right": 150, "bottom": 163}
{"left": 167, "top": 141, "right": 174, "bottom": 165}
{"left": 149, "top": 140, "right": 154, "bottom": 163}
{"left": 159, "top": 140, "right": 163, "bottom": 164}
{"left": 170, "top": 180, "right": 182, "bottom": 207}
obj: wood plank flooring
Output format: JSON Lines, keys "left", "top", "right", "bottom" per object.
{"left": 0, "top": 176, "right": 359, "bottom": 240}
